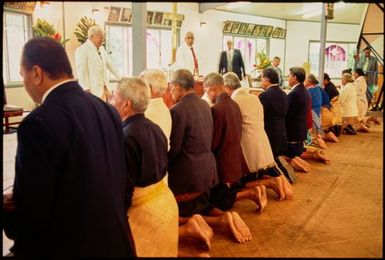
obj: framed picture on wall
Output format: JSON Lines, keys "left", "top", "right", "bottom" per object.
{"left": 223, "top": 21, "right": 233, "bottom": 33}
{"left": 258, "top": 25, "right": 267, "bottom": 37}
{"left": 264, "top": 26, "right": 274, "bottom": 37}
{"left": 245, "top": 24, "right": 255, "bottom": 35}
{"left": 176, "top": 20, "right": 182, "bottom": 27}
{"left": 231, "top": 22, "right": 241, "bottom": 34}
{"left": 21, "top": 2, "right": 36, "bottom": 13}
{"left": 279, "top": 29, "right": 287, "bottom": 39}
{"left": 238, "top": 23, "right": 248, "bottom": 35}
{"left": 147, "top": 11, "right": 154, "bottom": 25}
{"left": 120, "top": 8, "right": 132, "bottom": 23}
{"left": 252, "top": 25, "right": 262, "bottom": 36}
{"left": 162, "top": 13, "right": 173, "bottom": 26}
{"left": 272, "top": 27, "right": 281, "bottom": 38}
{"left": 153, "top": 12, "right": 164, "bottom": 25}
{"left": 108, "top": 6, "right": 121, "bottom": 22}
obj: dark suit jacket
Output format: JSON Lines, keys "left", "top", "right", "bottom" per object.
{"left": 285, "top": 83, "right": 309, "bottom": 142}
{"left": 168, "top": 93, "right": 218, "bottom": 195}
{"left": 211, "top": 92, "right": 243, "bottom": 184}
{"left": 12, "top": 81, "right": 135, "bottom": 257}
{"left": 258, "top": 85, "right": 288, "bottom": 158}
{"left": 218, "top": 49, "right": 246, "bottom": 80}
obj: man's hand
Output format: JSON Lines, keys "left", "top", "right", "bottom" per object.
{"left": 3, "top": 193, "right": 15, "bottom": 212}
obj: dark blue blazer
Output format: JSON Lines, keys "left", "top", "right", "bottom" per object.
{"left": 285, "top": 83, "right": 309, "bottom": 142}
{"left": 168, "top": 93, "right": 218, "bottom": 195}
{"left": 218, "top": 49, "right": 246, "bottom": 80}
{"left": 12, "top": 81, "right": 135, "bottom": 257}
{"left": 259, "top": 85, "right": 288, "bottom": 158}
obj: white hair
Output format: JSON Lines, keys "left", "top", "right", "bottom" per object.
{"left": 139, "top": 69, "right": 168, "bottom": 95}
{"left": 87, "top": 25, "right": 104, "bottom": 39}
{"left": 223, "top": 72, "right": 241, "bottom": 90}
{"left": 117, "top": 77, "right": 151, "bottom": 113}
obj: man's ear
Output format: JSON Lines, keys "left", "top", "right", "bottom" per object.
{"left": 32, "top": 65, "right": 44, "bottom": 85}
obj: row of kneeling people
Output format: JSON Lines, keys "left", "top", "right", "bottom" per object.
{"left": 4, "top": 37, "right": 380, "bottom": 257}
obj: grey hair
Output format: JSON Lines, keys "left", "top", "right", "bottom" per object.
{"left": 139, "top": 69, "right": 168, "bottom": 95}
{"left": 87, "top": 25, "right": 104, "bottom": 39}
{"left": 223, "top": 72, "right": 241, "bottom": 90}
{"left": 171, "top": 69, "right": 194, "bottom": 90}
{"left": 117, "top": 77, "right": 151, "bottom": 113}
{"left": 342, "top": 73, "right": 354, "bottom": 83}
{"left": 203, "top": 72, "right": 224, "bottom": 88}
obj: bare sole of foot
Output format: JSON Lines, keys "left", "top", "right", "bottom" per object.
{"left": 279, "top": 175, "right": 293, "bottom": 200}
{"left": 184, "top": 217, "right": 211, "bottom": 250}
{"left": 260, "top": 185, "right": 268, "bottom": 209}
{"left": 290, "top": 157, "right": 311, "bottom": 173}
{"left": 246, "top": 176, "right": 285, "bottom": 201}
{"left": 324, "top": 132, "right": 339, "bottom": 143}
{"left": 316, "top": 136, "right": 328, "bottom": 149}
{"left": 223, "top": 211, "right": 252, "bottom": 243}
{"left": 314, "top": 150, "right": 331, "bottom": 164}
{"left": 192, "top": 214, "right": 214, "bottom": 241}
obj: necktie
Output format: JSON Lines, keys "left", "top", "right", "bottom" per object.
{"left": 191, "top": 47, "right": 198, "bottom": 71}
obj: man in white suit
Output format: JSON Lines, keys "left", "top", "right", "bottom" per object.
{"left": 75, "top": 25, "right": 121, "bottom": 101}
{"left": 174, "top": 32, "right": 200, "bottom": 76}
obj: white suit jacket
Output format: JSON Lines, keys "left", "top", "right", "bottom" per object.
{"left": 175, "top": 44, "right": 199, "bottom": 74}
{"left": 75, "top": 39, "right": 121, "bottom": 98}
{"left": 339, "top": 82, "right": 358, "bottom": 117}
{"left": 231, "top": 88, "right": 275, "bottom": 172}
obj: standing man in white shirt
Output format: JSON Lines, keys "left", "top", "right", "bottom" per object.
{"left": 75, "top": 25, "right": 121, "bottom": 102}
{"left": 175, "top": 32, "right": 200, "bottom": 76}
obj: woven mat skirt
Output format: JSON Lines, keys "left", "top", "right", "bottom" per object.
{"left": 128, "top": 179, "right": 179, "bottom": 257}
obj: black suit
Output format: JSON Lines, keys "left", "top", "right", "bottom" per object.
{"left": 218, "top": 49, "right": 246, "bottom": 80}
{"left": 285, "top": 83, "right": 309, "bottom": 142}
{"left": 259, "top": 85, "right": 288, "bottom": 158}
{"left": 12, "top": 81, "right": 136, "bottom": 257}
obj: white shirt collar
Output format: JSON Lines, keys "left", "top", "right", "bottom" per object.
{"left": 42, "top": 79, "right": 77, "bottom": 104}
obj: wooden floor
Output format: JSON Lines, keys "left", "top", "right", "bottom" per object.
{"left": 179, "top": 114, "right": 383, "bottom": 258}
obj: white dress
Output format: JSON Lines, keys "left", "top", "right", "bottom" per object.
{"left": 339, "top": 82, "right": 358, "bottom": 117}
{"left": 354, "top": 76, "right": 368, "bottom": 120}
{"left": 231, "top": 88, "right": 275, "bottom": 172}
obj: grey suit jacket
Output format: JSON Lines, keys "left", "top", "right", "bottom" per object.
{"left": 354, "top": 55, "right": 378, "bottom": 86}
{"left": 168, "top": 93, "right": 218, "bottom": 195}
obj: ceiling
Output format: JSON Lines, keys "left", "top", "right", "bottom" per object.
{"left": 210, "top": 2, "right": 368, "bottom": 24}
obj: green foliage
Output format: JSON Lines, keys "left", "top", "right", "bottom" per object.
{"left": 255, "top": 49, "right": 271, "bottom": 71}
{"left": 32, "top": 18, "right": 70, "bottom": 46}
{"left": 74, "top": 16, "right": 96, "bottom": 44}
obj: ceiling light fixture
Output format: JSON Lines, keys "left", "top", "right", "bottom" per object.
{"left": 227, "top": 2, "right": 251, "bottom": 10}
{"left": 302, "top": 2, "right": 346, "bottom": 19}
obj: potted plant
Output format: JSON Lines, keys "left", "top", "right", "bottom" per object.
{"left": 253, "top": 49, "right": 271, "bottom": 80}
{"left": 32, "top": 18, "right": 70, "bottom": 46}
{"left": 74, "top": 16, "right": 97, "bottom": 45}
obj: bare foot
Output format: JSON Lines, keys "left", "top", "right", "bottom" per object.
{"left": 291, "top": 157, "right": 311, "bottom": 172}
{"left": 279, "top": 175, "right": 293, "bottom": 200}
{"left": 323, "top": 132, "right": 339, "bottom": 143}
{"left": 221, "top": 211, "right": 252, "bottom": 243}
{"left": 316, "top": 135, "right": 328, "bottom": 149}
{"left": 182, "top": 217, "right": 211, "bottom": 250}
{"left": 260, "top": 185, "right": 268, "bottom": 209}
{"left": 245, "top": 176, "right": 285, "bottom": 201}
{"left": 192, "top": 214, "right": 214, "bottom": 241}
{"left": 250, "top": 186, "right": 264, "bottom": 214}
{"left": 314, "top": 150, "right": 331, "bottom": 164}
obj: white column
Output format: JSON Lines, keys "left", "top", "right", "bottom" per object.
{"left": 318, "top": 4, "right": 327, "bottom": 84}
{"left": 132, "top": 2, "right": 147, "bottom": 76}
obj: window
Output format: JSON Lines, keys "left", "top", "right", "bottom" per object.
{"left": 223, "top": 35, "right": 268, "bottom": 73}
{"left": 308, "top": 41, "right": 356, "bottom": 78}
{"left": 106, "top": 24, "right": 174, "bottom": 76}
{"left": 3, "top": 11, "right": 31, "bottom": 84}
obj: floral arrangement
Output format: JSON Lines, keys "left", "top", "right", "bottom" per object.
{"left": 32, "top": 18, "right": 69, "bottom": 46}
{"left": 253, "top": 49, "right": 271, "bottom": 72}
{"left": 74, "top": 16, "right": 97, "bottom": 44}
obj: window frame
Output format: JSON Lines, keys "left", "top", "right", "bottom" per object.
{"left": 3, "top": 9, "right": 33, "bottom": 88}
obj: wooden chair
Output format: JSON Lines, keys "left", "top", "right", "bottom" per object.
{"left": 3, "top": 88, "right": 24, "bottom": 134}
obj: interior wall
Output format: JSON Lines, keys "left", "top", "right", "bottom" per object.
{"left": 5, "top": 2, "right": 362, "bottom": 107}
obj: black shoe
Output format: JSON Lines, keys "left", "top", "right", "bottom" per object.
{"left": 275, "top": 156, "right": 296, "bottom": 183}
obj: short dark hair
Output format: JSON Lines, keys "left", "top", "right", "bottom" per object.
{"left": 324, "top": 73, "right": 330, "bottom": 81}
{"left": 342, "top": 68, "right": 352, "bottom": 75}
{"left": 171, "top": 69, "right": 194, "bottom": 90}
{"left": 354, "top": 68, "right": 366, "bottom": 77}
{"left": 289, "top": 67, "right": 306, "bottom": 83}
{"left": 22, "top": 37, "right": 73, "bottom": 79}
{"left": 262, "top": 68, "right": 279, "bottom": 84}
{"left": 364, "top": 46, "right": 371, "bottom": 51}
